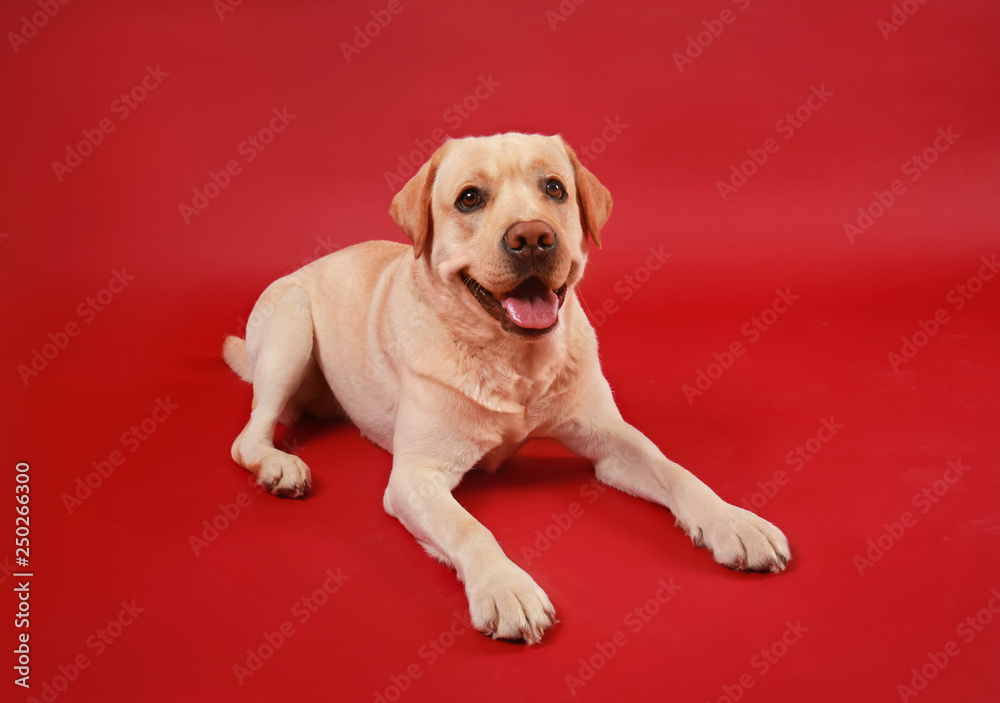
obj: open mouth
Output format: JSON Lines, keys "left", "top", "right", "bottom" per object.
{"left": 461, "top": 272, "right": 567, "bottom": 337}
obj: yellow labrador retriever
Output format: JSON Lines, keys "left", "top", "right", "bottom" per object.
{"left": 223, "top": 132, "right": 790, "bottom": 644}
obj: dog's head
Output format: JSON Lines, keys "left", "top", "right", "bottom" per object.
{"left": 390, "top": 133, "right": 612, "bottom": 339}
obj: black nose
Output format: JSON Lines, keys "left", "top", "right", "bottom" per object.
{"left": 502, "top": 220, "right": 557, "bottom": 260}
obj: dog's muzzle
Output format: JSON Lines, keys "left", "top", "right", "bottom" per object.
{"left": 461, "top": 273, "right": 567, "bottom": 338}
{"left": 461, "top": 220, "right": 568, "bottom": 337}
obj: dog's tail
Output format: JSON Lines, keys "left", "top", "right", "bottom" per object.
{"left": 222, "top": 335, "right": 253, "bottom": 383}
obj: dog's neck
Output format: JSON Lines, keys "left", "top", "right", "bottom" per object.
{"left": 446, "top": 325, "right": 572, "bottom": 411}
{"left": 403, "top": 259, "right": 581, "bottom": 411}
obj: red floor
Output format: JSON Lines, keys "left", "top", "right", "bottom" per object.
{"left": 3, "top": 1, "right": 999, "bottom": 701}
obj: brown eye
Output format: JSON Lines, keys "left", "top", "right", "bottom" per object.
{"left": 457, "top": 188, "right": 482, "bottom": 211}
{"left": 545, "top": 179, "right": 565, "bottom": 200}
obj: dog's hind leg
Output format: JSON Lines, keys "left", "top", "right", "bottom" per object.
{"left": 228, "top": 284, "right": 315, "bottom": 497}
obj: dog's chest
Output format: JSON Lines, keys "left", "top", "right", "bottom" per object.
{"left": 471, "top": 387, "right": 566, "bottom": 469}
{"left": 466, "top": 346, "right": 560, "bottom": 407}
{"left": 476, "top": 411, "right": 539, "bottom": 471}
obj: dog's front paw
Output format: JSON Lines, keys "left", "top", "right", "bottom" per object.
{"left": 466, "top": 564, "right": 556, "bottom": 644}
{"left": 257, "top": 452, "right": 312, "bottom": 498}
{"left": 687, "top": 504, "right": 790, "bottom": 573}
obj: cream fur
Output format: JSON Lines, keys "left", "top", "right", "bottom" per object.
{"left": 224, "top": 133, "right": 790, "bottom": 644}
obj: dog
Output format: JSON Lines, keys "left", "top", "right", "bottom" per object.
{"left": 222, "top": 132, "right": 790, "bottom": 644}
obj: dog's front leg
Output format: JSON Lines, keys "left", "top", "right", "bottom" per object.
{"left": 554, "top": 376, "right": 790, "bottom": 572}
{"left": 383, "top": 449, "right": 556, "bottom": 644}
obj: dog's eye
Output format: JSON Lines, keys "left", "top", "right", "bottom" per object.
{"left": 456, "top": 188, "right": 482, "bottom": 211}
{"left": 545, "top": 179, "right": 565, "bottom": 200}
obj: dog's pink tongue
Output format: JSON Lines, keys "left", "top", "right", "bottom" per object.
{"left": 501, "top": 281, "right": 559, "bottom": 329}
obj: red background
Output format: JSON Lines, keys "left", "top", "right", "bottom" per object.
{"left": 3, "top": 0, "right": 999, "bottom": 701}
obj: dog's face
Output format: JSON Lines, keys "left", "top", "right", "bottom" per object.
{"left": 391, "top": 133, "right": 612, "bottom": 339}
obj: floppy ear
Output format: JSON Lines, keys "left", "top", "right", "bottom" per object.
{"left": 390, "top": 146, "right": 445, "bottom": 259}
{"left": 561, "top": 137, "right": 613, "bottom": 248}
